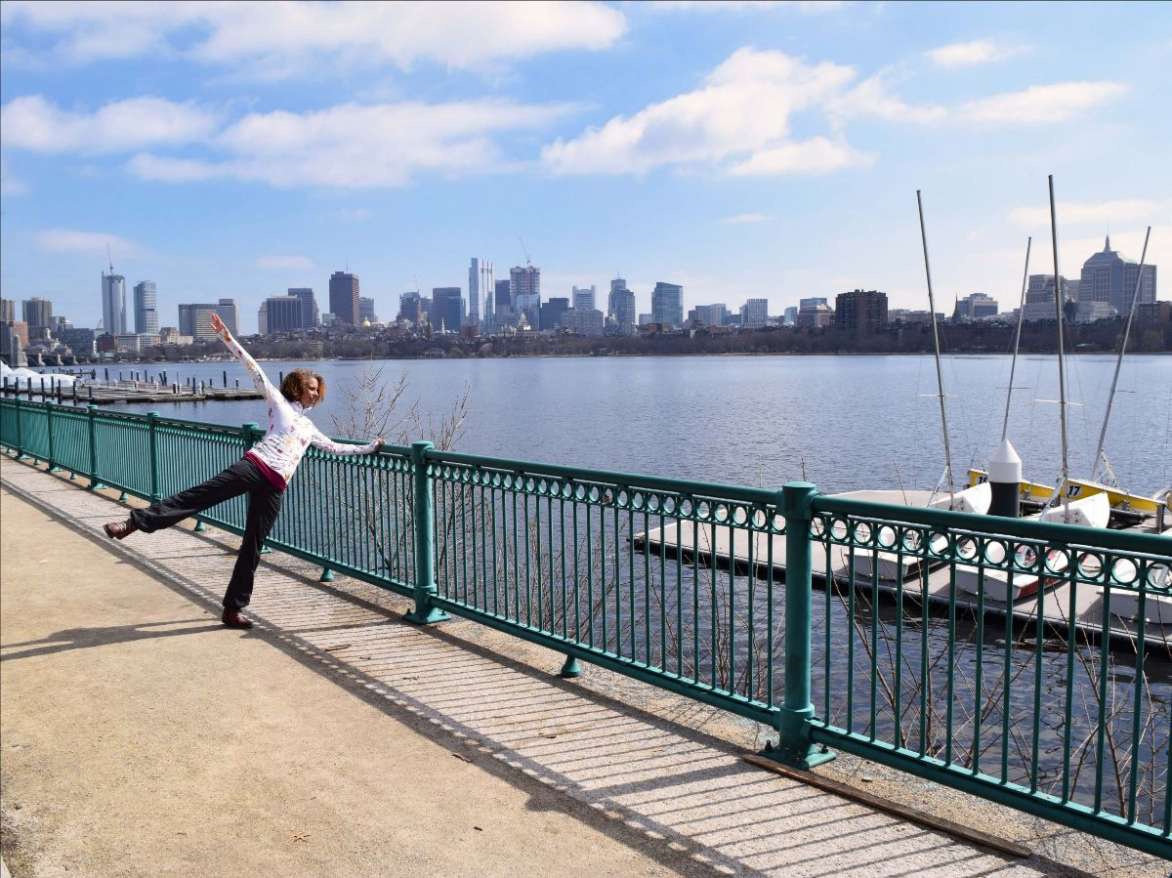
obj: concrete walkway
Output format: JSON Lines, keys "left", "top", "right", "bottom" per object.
{"left": 0, "top": 457, "right": 1091, "bottom": 876}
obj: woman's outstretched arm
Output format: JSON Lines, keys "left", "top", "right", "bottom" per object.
{"left": 211, "top": 312, "right": 280, "bottom": 404}
{"left": 309, "top": 427, "right": 383, "bottom": 457}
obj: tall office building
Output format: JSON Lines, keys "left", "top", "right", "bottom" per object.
{"left": 468, "top": 258, "right": 480, "bottom": 326}
{"left": 288, "top": 288, "right": 318, "bottom": 329}
{"left": 0, "top": 298, "right": 14, "bottom": 323}
{"left": 651, "top": 282, "right": 684, "bottom": 328}
{"left": 22, "top": 297, "right": 53, "bottom": 332}
{"left": 101, "top": 268, "right": 127, "bottom": 335}
{"left": 510, "top": 265, "right": 541, "bottom": 327}
{"left": 834, "top": 289, "right": 888, "bottom": 335}
{"left": 399, "top": 291, "right": 424, "bottom": 327}
{"left": 1079, "top": 236, "right": 1157, "bottom": 317}
{"left": 329, "top": 271, "right": 361, "bottom": 325}
{"left": 359, "top": 296, "right": 378, "bottom": 324}
{"left": 263, "top": 296, "right": 302, "bottom": 333}
{"left": 952, "top": 293, "right": 998, "bottom": 322}
{"left": 215, "top": 299, "right": 239, "bottom": 335}
{"left": 690, "top": 304, "right": 728, "bottom": 327}
{"left": 178, "top": 303, "right": 220, "bottom": 340}
{"left": 432, "top": 287, "right": 464, "bottom": 332}
{"left": 1022, "top": 275, "right": 1072, "bottom": 322}
{"left": 796, "top": 298, "right": 832, "bottom": 329}
{"left": 572, "top": 285, "right": 596, "bottom": 312}
{"left": 783, "top": 306, "right": 798, "bottom": 326}
{"left": 133, "top": 281, "right": 159, "bottom": 334}
{"left": 540, "top": 297, "right": 570, "bottom": 331}
{"left": 607, "top": 278, "right": 636, "bottom": 332}
{"left": 740, "top": 298, "right": 769, "bottom": 329}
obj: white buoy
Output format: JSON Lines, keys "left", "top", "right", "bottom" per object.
{"left": 988, "top": 438, "right": 1022, "bottom": 518}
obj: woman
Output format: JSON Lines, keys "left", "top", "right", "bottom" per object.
{"left": 103, "top": 312, "right": 382, "bottom": 629}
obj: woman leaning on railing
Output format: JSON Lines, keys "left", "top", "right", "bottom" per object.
{"left": 102, "top": 312, "right": 383, "bottom": 629}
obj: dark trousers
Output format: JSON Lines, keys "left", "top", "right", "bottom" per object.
{"left": 130, "top": 458, "right": 283, "bottom": 610}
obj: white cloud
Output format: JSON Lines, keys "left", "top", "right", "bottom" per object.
{"left": 720, "top": 212, "right": 771, "bottom": 225}
{"left": 1, "top": 95, "right": 218, "bottom": 153}
{"left": 650, "top": 1, "right": 844, "bottom": 11}
{"left": 542, "top": 47, "right": 863, "bottom": 176}
{"left": 256, "top": 256, "right": 315, "bottom": 271}
{"left": 0, "top": 2, "right": 626, "bottom": 76}
{"left": 728, "top": 137, "right": 873, "bottom": 175}
{"left": 36, "top": 228, "right": 141, "bottom": 257}
{"left": 927, "top": 39, "right": 1026, "bottom": 68}
{"left": 958, "top": 81, "right": 1128, "bottom": 123}
{"left": 829, "top": 75, "right": 946, "bottom": 123}
{"left": 131, "top": 99, "right": 574, "bottom": 188}
{"left": 1009, "top": 199, "right": 1164, "bottom": 229}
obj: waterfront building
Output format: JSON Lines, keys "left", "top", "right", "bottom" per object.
{"left": 952, "top": 292, "right": 998, "bottom": 322}
{"left": 495, "top": 279, "right": 512, "bottom": 311}
{"left": 468, "top": 258, "right": 480, "bottom": 327}
{"left": 1079, "top": 236, "right": 1157, "bottom": 317}
{"left": 214, "top": 299, "right": 239, "bottom": 336}
{"left": 177, "top": 303, "right": 220, "bottom": 340}
{"left": 572, "top": 285, "right": 596, "bottom": 312}
{"left": 607, "top": 278, "right": 637, "bottom": 333}
{"left": 1138, "top": 301, "right": 1171, "bottom": 323}
{"left": 562, "top": 307, "right": 604, "bottom": 336}
{"left": 1075, "top": 301, "right": 1118, "bottom": 323}
{"left": 288, "top": 288, "right": 318, "bottom": 329}
{"left": 22, "top": 297, "right": 53, "bottom": 332}
{"left": 1021, "top": 274, "right": 1073, "bottom": 323}
{"left": 114, "top": 333, "right": 161, "bottom": 354}
{"left": 101, "top": 268, "right": 127, "bottom": 335}
{"left": 783, "top": 306, "right": 798, "bottom": 326}
{"left": 0, "top": 323, "right": 26, "bottom": 367}
{"left": 740, "top": 298, "right": 769, "bottom": 329}
{"left": 651, "top": 282, "right": 684, "bottom": 328}
{"left": 638, "top": 313, "right": 653, "bottom": 327}
{"left": 889, "top": 309, "right": 940, "bottom": 324}
{"left": 131, "top": 282, "right": 158, "bottom": 334}
{"left": 432, "top": 287, "right": 464, "bottom": 333}
{"left": 57, "top": 327, "right": 96, "bottom": 356}
{"left": 511, "top": 265, "right": 541, "bottom": 328}
{"left": 0, "top": 299, "right": 14, "bottom": 323}
{"left": 399, "top": 291, "right": 424, "bottom": 328}
{"left": 541, "top": 297, "right": 569, "bottom": 331}
{"left": 796, "top": 297, "right": 833, "bottom": 329}
{"left": 835, "top": 289, "right": 888, "bottom": 335}
{"left": 359, "top": 296, "right": 378, "bottom": 325}
{"left": 690, "top": 304, "right": 728, "bottom": 327}
{"left": 262, "top": 296, "right": 302, "bottom": 333}
{"left": 329, "top": 271, "right": 361, "bottom": 325}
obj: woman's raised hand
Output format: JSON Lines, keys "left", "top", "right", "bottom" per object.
{"left": 210, "top": 312, "right": 227, "bottom": 335}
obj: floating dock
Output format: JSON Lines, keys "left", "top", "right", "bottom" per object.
{"left": 634, "top": 490, "right": 1172, "bottom": 652}
{"left": 1, "top": 383, "right": 262, "bottom": 405}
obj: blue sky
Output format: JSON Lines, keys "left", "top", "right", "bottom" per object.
{"left": 1, "top": 1, "right": 1169, "bottom": 334}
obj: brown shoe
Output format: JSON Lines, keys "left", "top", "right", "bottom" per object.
{"left": 221, "top": 608, "right": 253, "bottom": 630}
{"left": 103, "top": 518, "right": 138, "bottom": 540}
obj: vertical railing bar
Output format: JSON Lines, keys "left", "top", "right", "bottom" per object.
{"left": 847, "top": 534, "right": 856, "bottom": 735}
{"left": 1127, "top": 558, "right": 1147, "bottom": 825}
{"left": 974, "top": 544, "right": 986, "bottom": 775}
{"left": 945, "top": 548, "right": 958, "bottom": 767}
{"left": 1030, "top": 545, "right": 1045, "bottom": 794}
{"left": 1002, "top": 556, "right": 1015, "bottom": 785}
{"left": 1061, "top": 547, "right": 1077, "bottom": 803}
{"left": 658, "top": 507, "right": 666, "bottom": 671}
{"left": 676, "top": 505, "right": 683, "bottom": 680}
{"left": 870, "top": 533, "right": 879, "bottom": 742}
{"left": 894, "top": 529, "right": 906, "bottom": 749}
{"left": 1094, "top": 572, "right": 1111, "bottom": 814}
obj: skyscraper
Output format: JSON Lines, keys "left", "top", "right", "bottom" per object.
{"left": 216, "top": 299, "right": 239, "bottom": 335}
{"left": 1022, "top": 275, "right": 1072, "bottom": 322}
{"left": 178, "top": 303, "right": 220, "bottom": 340}
{"left": 1079, "top": 236, "right": 1157, "bottom": 317}
{"left": 288, "top": 288, "right": 318, "bottom": 329}
{"left": 101, "top": 268, "right": 127, "bottom": 335}
{"left": 651, "top": 282, "right": 683, "bottom": 328}
{"left": 495, "top": 279, "right": 511, "bottom": 311}
{"left": 510, "top": 265, "right": 541, "bottom": 328}
{"left": 263, "top": 296, "right": 302, "bottom": 333}
{"left": 0, "top": 298, "right": 14, "bottom": 323}
{"left": 133, "top": 281, "right": 159, "bottom": 334}
{"left": 740, "top": 298, "right": 769, "bottom": 329}
{"left": 359, "top": 297, "right": 378, "bottom": 324}
{"left": 468, "top": 258, "right": 480, "bottom": 326}
{"left": 328, "top": 271, "right": 360, "bottom": 325}
{"left": 432, "top": 287, "right": 464, "bottom": 332}
{"left": 572, "top": 285, "right": 596, "bottom": 311}
{"left": 834, "top": 289, "right": 887, "bottom": 335}
{"left": 608, "top": 278, "right": 636, "bottom": 332}
{"left": 399, "top": 291, "right": 424, "bottom": 327}
{"left": 22, "top": 297, "right": 53, "bottom": 332}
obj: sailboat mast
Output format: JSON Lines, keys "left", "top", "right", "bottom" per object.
{"left": 916, "top": 190, "right": 956, "bottom": 506}
{"left": 1091, "top": 225, "right": 1152, "bottom": 482}
{"left": 1047, "top": 175, "right": 1070, "bottom": 518}
{"left": 1001, "top": 236, "right": 1032, "bottom": 442}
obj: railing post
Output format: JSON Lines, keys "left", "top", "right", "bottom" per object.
{"left": 405, "top": 440, "right": 448, "bottom": 625}
{"left": 766, "top": 481, "right": 834, "bottom": 769}
{"left": 14, "top": 395, "right": 26, "bottom": 459}
{"left": 147, "top": 411, "right": 161, "bottom": 503}
{"left": 46, "top": 400, "right": 60, "bottom": 471}
{"left": 86, "top": 403, "right": 103, "bottom": 490}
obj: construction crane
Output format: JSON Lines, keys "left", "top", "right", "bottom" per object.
{"left": 517, "top": 234, "right": 532, "bottom": 267}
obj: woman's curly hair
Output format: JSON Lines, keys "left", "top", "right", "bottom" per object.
{"left": 279, "top": 368, "right": 326, "bottom": 404}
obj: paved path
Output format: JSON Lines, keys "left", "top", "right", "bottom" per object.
{"left": 1, "top": 456, "right": 1061, "bottom": 877}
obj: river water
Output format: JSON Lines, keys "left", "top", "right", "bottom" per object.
{"left": 104, "top": 353, "right": 1172, "bottom": 497}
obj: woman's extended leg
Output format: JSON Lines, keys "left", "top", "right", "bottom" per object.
{"left": 105, "top": 459, "right": 257, "bottom": 538}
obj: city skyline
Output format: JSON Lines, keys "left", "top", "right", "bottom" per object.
{"left": 1, "top": 2, "right": 1169, "bottom": 334}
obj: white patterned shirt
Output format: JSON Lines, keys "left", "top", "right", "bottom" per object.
{"left": 219, "top": 327, "right": 378, "bottom": 486}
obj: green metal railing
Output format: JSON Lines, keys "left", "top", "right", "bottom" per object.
{"left": 1, "top": 394, "right": 1169, "bottom": 858}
